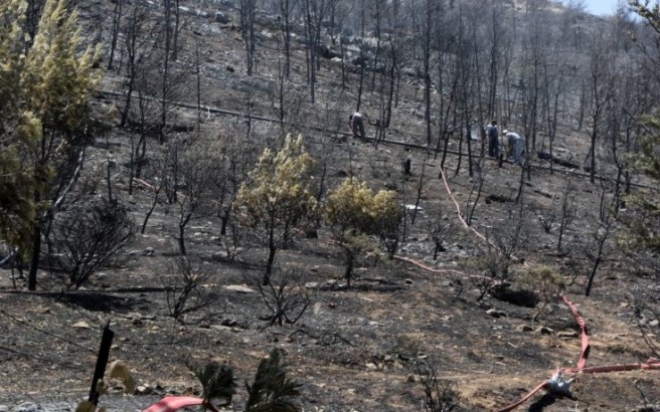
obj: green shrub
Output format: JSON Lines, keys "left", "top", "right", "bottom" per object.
{"left": 518, "top": 266, "right": 565, "bottom": 323}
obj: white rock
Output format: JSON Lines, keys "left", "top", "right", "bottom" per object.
{"left": 72, "top": 321, "right": 91, "bottom": 329}
{"left": 224, "top": 284, "right": 256, "bottom": 293}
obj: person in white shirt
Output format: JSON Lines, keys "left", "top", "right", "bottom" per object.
{"left": 349, "top": 112, "right": 366, "bottom": 139}
{"left": 503, "top": 130, "right": 524, "bottom": 165}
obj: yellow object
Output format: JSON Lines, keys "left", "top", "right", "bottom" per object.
{"left": 74, "top": 401, "right": 95, "bottom": 412}
{"left": 109, "top": 360, "right": 136, "bottom": 394}
{"left": 96, "top": 379, "right": 108, "bottom": 396}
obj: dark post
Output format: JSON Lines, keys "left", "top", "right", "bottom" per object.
{"left": 402, "top": 158, "right": 411, "bottom": 176}
{"left": 88, "top": 322, "right": 115, "bottom": 405}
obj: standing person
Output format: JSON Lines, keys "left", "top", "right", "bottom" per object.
{"left": 486, "top": 120, "right": 499, "bottom": 158}
{"left": 503, "top": 129, "right": 525, "bottom": 165}
{"left": 349, "top": 112, "right": 366, "bottom": 140}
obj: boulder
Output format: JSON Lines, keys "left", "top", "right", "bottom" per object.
{"left": 402, "top": 66, "right": 424, "bottom": 79}
{"left": 485, "top": 194, "right": 513, "bottom": 204}
{"left": 73, "top": 320, "right": 91, "bottom": 329}
{"left": 537, "top": 149, "right": 580, "bottom": 169}
{"left": 317, "top": 44, "right": 341, "bottom": 59}
{"left": 224, "top": 284, "right": 256, "bottom": 293}
{"left": 516, "top": 324, "right": 534, "bottom": 332}
{"left": 260, "top": 29, "right": 274, "bottom": 40}
{"left": 351, "top": 56, "right": 368, "bottom": 67}
{"left": 486, "top": 308, "right": 507, "bottom": 318}
{"left": 215, "top": 11, "right": 231, "bottom": 24}
{"left": 557, "top": 330, "right": 579, "bottom": 339}
{"left": 534, "top": 326, "right": 554, "bottom": 335}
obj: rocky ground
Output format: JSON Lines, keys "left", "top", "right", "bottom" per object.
{"left": 2, "top": 155, "right": 659, "bottom": 411}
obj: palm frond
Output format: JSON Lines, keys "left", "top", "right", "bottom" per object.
{"left": 245, "top": 349, "right": 302, "bottom": 412}
{"left": 193, "top": 362, "right": 237, "bottom": 403}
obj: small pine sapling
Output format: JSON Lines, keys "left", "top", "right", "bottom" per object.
{"left": 518, "top": 266, "right": 565, "bottom": 324}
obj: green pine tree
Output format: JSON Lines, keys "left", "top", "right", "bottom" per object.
{"left": 326, "top": 179, "right": 402, "bottom": 286}
{"left": 0, "top": 0, "right": 48, "bottom": 259}
{"left": 0, "top": 0, "right": 101, "bottom": 289}
{"left": 620, "top": 116, "right": 660, "bottom": 254}
{"left": 234, "top": 134, "right": 319, "bottom": 285}
{"left": 622, "top": 2, "right": 660, "bottom": 255}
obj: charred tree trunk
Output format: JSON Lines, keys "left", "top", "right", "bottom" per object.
{"left": 27, "top": 222, "right": 41, "bottom": 291}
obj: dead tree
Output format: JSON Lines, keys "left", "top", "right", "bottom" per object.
{"left": 120, "top": 3, "right": 158, "bottom": 129}
{"left": 418, "top": 362, "right": 461, "bottom": 412}
{"left": 51, "top": 199, "right": 136, "bottom": 289}
{"left": 141, "top": 176, "right": 164, "bottom": 235}
{"left": 465, "top": 160, "right": 485, "bottom": 226}
{"left": 355, "top": 0, "right": 367, "bottom": 111}
{"left": 171, "top": 0, "right": 182, "bottom": 61}
{"left": 107, "top": 0, "right": 124, "bottom": 70}
{"left": 302, "top": 0, "right": 328, "bottom": 103}
{"left": 141, "top": 142, "right": 173, "bottom": 233}
{"left": 240, "top": 0, "right": 257, "bottom": 75}
{"left": 430, "top": 218, "right": 454, "bottom": 260}
{"left": 254, "top": 268, "right": 310, "bottom": 327}
{"left": 277, "top": 0, "right": 299, "bottom": 79}
{"left": 161, "top": 256, "right": 214, "bottom": 322}
{"left": 159, "top": 0, "right": 186, "bottom": 141}
{"left": 586, "top": 32, "right": 613, "bottom": 184}
{"left": 174, "top": 140, "right": 219, "bottom": 256}
{"left": 584, "top": 185, "right": 615, "bottom": 297}
{"left": 417, "top": 0, "right": 438, "bottom": 147}
{"left": 557, "top": 180, "right": 576, "bottom": 250}
{"left": 308, "top": 89, "right": 344, "bottom": 204}
{"left": 122, "top": 5, "right": 159, "bottom": 196}
{"left": 485, "top": 216, "right": 530, "bottom": 280}
{"left": 519, "top": 1, "right": 553, "bottom": 159}
{"left": 411, "top": 152, "right": 431, "bottom": 224}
